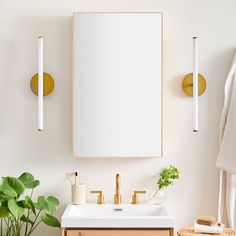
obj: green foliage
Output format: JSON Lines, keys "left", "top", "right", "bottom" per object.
{"left": 1, "top": 177, "right": 25, "bottom": 198}
{"left": 19, "top": 173, "right": 40, "bottom": 189}
{"left": 8, "top": 199, "right": 24, "bottom": 220}
{"left": 41, "top": 214, "right": 60, "bottom": 227}
{"left": 0, "top": 206, "right": 10, "bottom": 218}
{"left": 157, "top": 165, "right": 179, "bottom": 190}
{"left": 0, "top": 172, "right": 60, "bottom": 236}
{"left": 21, "top": 196, "right": 36, "bottom": 215}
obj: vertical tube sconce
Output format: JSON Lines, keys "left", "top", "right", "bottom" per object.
{"left": 193, "top": 37, "right": 198, "bottom": 132}
{"left": 30, "top": 36, "right": 55, "bottom": 131}
{"left": 182, "top": 37, "right": 207, "bottom": 132}
{"left": 38, "top": 36, "right": 44, "bottom": 131}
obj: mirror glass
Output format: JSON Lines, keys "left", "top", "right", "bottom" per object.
{"left": 73, "top": 12, "right": 162, "bottom": 157}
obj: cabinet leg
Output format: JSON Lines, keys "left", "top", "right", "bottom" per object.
{"left": 61, "top": 228, "right": 66, "bottom": 236}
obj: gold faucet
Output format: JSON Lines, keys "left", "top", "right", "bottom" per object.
{"left": 114, "top": 173, "right": 121, "bottom": 204}
{"left": 131, "top": 190, "right": 146, "bottom": 204}
{"left": 90, "top": 190, "right": 105, "bottom": 204}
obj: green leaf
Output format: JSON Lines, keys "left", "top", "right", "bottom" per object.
{"left": 47, "top": 196, "right": 60, "bottom": 213}
{"left": 1, "top": 177, "right": 25, "bottom": 198}
{"left": 37, "top": 196, "right": 49, "bottom": 210}
{"left": 34, "top": 202, "right": 41, "bottom": 210}
{"left": 157, "top": 165, "right": 179, "bottom": 190}
{"left": 18, "top": 172, "right": 40, "bottom": 189}
{"left": 41, "top": 214, "right": 60, "bottom": 227}
{"left": 31, "top": 180, "right": 40, "bottom": 188}
{"left": 20, "top": 215, "right": 33, "bottom": 225}
{"left": 8, "top": 199, "right": 24, "bottom": 220}
{"left": 21, "top": 196, "right": 36, "bottom": 215}
{"left": 37, "top": 196, "right": 60, "bottom": 213}
{"left": 0, "top": 206, "right": 11, "bottom": 218}
{"left": 0, "top": 192, "right": 12, "bottom": 204}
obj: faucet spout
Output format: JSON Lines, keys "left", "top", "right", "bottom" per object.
{"left": 116, "top": 173, "right": 120, "bottom": 195}
{"left": 114, "top": 173, "right": 121, "bottom": 204}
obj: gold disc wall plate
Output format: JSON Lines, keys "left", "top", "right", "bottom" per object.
{"left": 182, "top": 73, "right": 206, "bottom": 96}
{"left": 30, "top": 72, "right": 55, "bottom": 96}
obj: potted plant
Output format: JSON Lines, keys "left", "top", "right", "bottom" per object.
{"left": 0, "top": 172, "right": 60, "bottom": 235}
{"left": 150, "top": 165, "right": 179, "bottom": 204}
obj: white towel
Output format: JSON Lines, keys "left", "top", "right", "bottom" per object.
{"left": 226, "top": 173, "right": 236, "bottom": 229}
{"left": 216, "top": 52, "right": 236, "bottom": 173}
{"left": 216, "top": 52, "right": 236, "bottom": 229}
{"left": 194, "top": 223, "right": 224, "bottom": 234}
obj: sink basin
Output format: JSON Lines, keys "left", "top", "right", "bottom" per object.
{"left": 61, "top": 204, "right": 175, "bottom": 228}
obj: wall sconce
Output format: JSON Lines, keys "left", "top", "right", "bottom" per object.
{"left": 30, "top": 36, "right": 55, "bottom": 131}
{"left": 182, "top": 37, "right": 206, "bottom": 132}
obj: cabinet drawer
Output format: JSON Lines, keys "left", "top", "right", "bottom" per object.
{"left": 67, "top": 229, "right": 170, "bottom": 236}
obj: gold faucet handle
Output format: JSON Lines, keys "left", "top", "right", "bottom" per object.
{"left": 131, "top": 190, "right": 146, "bottom": 204}
{"left": 90, "top": 190, "right": 104, "bottom": 204}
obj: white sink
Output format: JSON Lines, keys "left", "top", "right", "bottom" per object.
{"left": 61, "top": 204, "right": 175, "bottom": 228}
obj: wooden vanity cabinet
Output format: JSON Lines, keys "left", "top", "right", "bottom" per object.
{"left": 62, "top": 228, "right": 174, "bottom": 236}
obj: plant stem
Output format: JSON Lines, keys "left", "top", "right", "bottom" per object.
{"left": 20, "top": 220, "right": 24, "bottom": 230}
{"left": 4, "top": 219, "right": 7, "bottom": 235}
{"left": 25, "top": 189, "right": 34, "bottom": 236}
{"left": 30, "top": 189, "right": 33, "bottom": 199}
{"left": 5, "top": 218, "right": 9, "bottom": 236}
{"left": 27, "top": 220, "right": 42, "bottom": 236}
{"left": 16, "top": 218, "right": 20, "bottom": 236}
{"left": 151, "top": 188, "right": 160, "bottom": 199}
{"left": 9, "top": 217, "right": 15, "bottom": 236}
{"left": 24, "top": 209, "right": 30, "bottom": 236}
{"left": 27, "top": 209, "right": 42, "bottom": 236}
{"left": 1, "top": 218, "right": 2, "bottom": 236}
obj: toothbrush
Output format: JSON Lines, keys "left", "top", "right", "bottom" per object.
{"left": 66, "top": 172, "right": 74, "bottom": 185}
{"left": 75, "top": 172, "right": 78, "bottom": 185}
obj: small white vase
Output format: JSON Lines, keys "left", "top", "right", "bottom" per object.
{"left": 150, "top": 189, "right": 166, "bottom": 204}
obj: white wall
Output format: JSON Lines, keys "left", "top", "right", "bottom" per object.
{"left": 0, "top": 0, "right": 235, "bottom": 235}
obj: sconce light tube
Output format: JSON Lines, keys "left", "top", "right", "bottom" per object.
{"left": 38, "top": 36, "right": 43, "bottom": 131}
{"left": 193, "top": 37, "right": 198, "bottom": 132}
